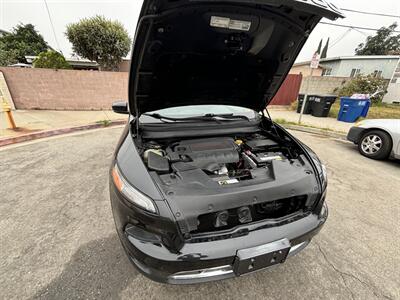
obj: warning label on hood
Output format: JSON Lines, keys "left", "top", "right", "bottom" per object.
{"left": 210, "top": 16, "right": 251, "bottom": 31}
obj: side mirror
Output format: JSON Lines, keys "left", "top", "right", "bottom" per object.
{"left": 112, "top": 101, "right": 129, "bottom": 114}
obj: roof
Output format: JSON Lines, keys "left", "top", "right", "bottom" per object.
{"left": 295, "top": 55, "right": 400, "bottom": 66}
{"left": 0, "top": 29, "right": 10, "bottom": 35}
{"left": 292, "top": 61, "right": 327, "bottom": 69}
{"left": 25, "top": 55, "right": 131, "bottom": 67}
{"left": 9, "top": 63, "right": 32, "bottom": 68}
{"left": 320, "top": 55, "right": 400, "bottom": 62}
{"left": 25, "top": 55, "right": 99, "bottom": 67}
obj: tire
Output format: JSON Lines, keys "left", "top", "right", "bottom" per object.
{"left": 358, "top": 130, "right": 392, "bottom": 160}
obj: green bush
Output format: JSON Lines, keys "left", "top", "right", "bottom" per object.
{"left": 334, "top": 74, "right": 388, "bottom": 104}
{"left": 33, "top": 50, "right": 71, "bottom": 69}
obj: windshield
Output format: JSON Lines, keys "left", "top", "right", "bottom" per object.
{"left": 139, "top": 105, "right": 258, "bottom": 123}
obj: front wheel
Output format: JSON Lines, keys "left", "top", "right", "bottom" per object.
{"left": 358, "top": 130, "right": 392, "bottom": 160}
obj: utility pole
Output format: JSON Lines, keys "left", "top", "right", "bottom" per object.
{"left": 298, "top": 52, "right": 320, "bottom": 124}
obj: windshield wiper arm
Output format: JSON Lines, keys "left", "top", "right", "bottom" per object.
{"left": 203, "top": 113, "right": 250, "bottom": 121}
{"left": 143, "top": 113, "right": 249, "bottom": 122}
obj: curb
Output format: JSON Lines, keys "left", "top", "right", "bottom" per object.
{"left": 0, "top": 120, "right": 126, "bottom": 147}
{"left": 283, "top": 124, "right": 348, "bottom": 140}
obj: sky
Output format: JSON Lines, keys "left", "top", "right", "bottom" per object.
{"left": 1, "top": 0, "right": 399, "bottom": 62}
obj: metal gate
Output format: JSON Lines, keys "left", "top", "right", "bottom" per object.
{"left": 269, "top": 74, "right": 303, "bottom": 106}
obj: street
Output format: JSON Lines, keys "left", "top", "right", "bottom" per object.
{"left": 0, "top": 127, "right": 399, "bottom": 300}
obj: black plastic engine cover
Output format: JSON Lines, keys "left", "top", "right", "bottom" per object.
{"left": 170, "top": 137, "right": 239, "bottom": 171}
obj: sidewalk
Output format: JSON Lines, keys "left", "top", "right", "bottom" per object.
{"left": 268, "top": 106, "right": 353, "bottom": 133}
{"left": 1, "top": 107, "right": 353, "bottom": 145}
{"left": 0, "top": 110, "right": 126, "bottom": 138}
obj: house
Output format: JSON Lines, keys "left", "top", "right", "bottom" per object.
{"left": 291, "top": 55, "right": 400, "bottom": 79}
{"left": 319, "top": 55, "right": 400, "bottom": 79}
{"left": 289, "top": 61, "right": 326, "bottom": 77}
{"left": 25, "top": 55, "right": 99, "bottom": 70}
{"left": 24, "top": 56, "right": 131, "bottom": 72}
{"left": 0, "top": 29, "right": 10, "bottom": 37}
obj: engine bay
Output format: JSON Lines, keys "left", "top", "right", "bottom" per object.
{"left": 136, "top": 129, "right": 318, "bottom": 233}
{"left": 142, "top": 133, "right": 299, "bottom": 185}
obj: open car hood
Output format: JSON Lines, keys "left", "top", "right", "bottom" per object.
{"left": 129, "top": 0, "right": 343, "bottom": 115}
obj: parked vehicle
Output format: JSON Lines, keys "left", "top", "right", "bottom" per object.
{"left": 347, "top": 119, "right": 400, "bottom": 160}
{"left": 110, "top": 0, "right": 343, "bottom": 284}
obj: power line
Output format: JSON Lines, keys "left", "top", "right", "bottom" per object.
{"left": 341, "top": 8, "right": 400, "bottom": 18}
{"left": 43, "top": 0, "right": 62, "bottom": 54}
{"left": 329, "top": 28, "right": 351, "bottom": 49}
{"left": 351, "top": 28, "right": 369, "bottom": 37}
{"left": 319, "top": 22, "right": 400, "bottom": 33}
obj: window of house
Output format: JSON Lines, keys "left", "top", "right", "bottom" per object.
{"left": 373, "top": 70, "right": 383, "bottom": 78}
{"left": 322, "top": 68, "right": 332, "bottom": 76}
{"left": 350, "top": 68, "right": 361, "bottom": 78}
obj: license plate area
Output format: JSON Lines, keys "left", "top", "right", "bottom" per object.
{"left": 233, "top": 239, "right": 290, "bottom": 275}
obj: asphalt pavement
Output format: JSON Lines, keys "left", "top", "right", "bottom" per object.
{"left": 0, "top": 127, "right": 399, "bottom": 300}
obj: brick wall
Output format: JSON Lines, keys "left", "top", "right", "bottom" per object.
{"left": 299, "top": 76, "right": 349, "bottom": 95}
{"left": 0, "top": 67, "right": 129, "bottom": 110}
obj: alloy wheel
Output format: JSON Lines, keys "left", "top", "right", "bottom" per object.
{"left": 361, "top": 135, "right": 382, "bottom": 154}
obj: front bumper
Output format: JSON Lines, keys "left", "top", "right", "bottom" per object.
{"left": 119, "top": 204, "right": 328, "bottom": 284}
{"left": 347, "top": 126, "right": 365, "bottom": 144}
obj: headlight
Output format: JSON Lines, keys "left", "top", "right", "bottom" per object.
{"left": 111, "top": 164, "right": 157, "bottom": 213}
{"left": 302, "top": 144, "right": 328, "bottom": 189}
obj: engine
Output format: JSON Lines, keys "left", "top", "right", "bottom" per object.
{"left": 142, "top": 134, "right": 293, "bottom": 185}
{"left": 140, "top": 133, "right": 313, "bottom": 233}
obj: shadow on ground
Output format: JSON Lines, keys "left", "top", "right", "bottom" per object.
{"left": 32, "top": 234, "right": 138, "bottom": 300}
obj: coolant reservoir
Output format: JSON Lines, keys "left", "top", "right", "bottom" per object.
{"left": 144, "top": 149, "right": 164, "bottom": 162}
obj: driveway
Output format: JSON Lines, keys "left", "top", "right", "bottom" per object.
{"left": 0, "top": 127, "right": 398, "bottom": 300}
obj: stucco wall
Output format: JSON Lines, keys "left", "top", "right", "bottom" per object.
{"left": 383, "top": 83, "right": 400, "bottom": 103}
{"left": 0, "top": 67, "right": 129, "bottom": 110}
{"left": 289, "top": 65, "right": 323, "bottom": 77}
{"left": 321, "top": 58, "right": 399, "bottom": 79}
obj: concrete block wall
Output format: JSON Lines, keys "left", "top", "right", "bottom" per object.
{"left": 299, "top": 76, "right": 349, "bottom": 95}
{"left": 0, "top": 67, "right": 129, "bottom": 110}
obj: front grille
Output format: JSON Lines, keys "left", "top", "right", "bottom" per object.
{"left": 193, "top": 195, "right": 308, "bottom": 234}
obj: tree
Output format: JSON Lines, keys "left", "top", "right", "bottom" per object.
{"left": 321, "top": 38, "right": 329, "bottom": 59}
{"left": 33, "top": 50, "right": 71, "bottom": 69}
{"left": 0, "top": 48, "right": 18, "bottom": 66}
{"left": 334, "top": 74, "right": 388, "bottom": 104}
{"left": 316, "top": 39, "right": 323, "bottom": 54}
{"left": 66, "top": 16, "right": 131, "bottom": 71}
{"left": 0, "top": 24, "right": 48, "bottom": 66}
{"left": 355, "top": 23, "right": 400, "bottom": 55}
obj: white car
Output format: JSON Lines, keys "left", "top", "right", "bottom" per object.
{"left": 347, "top": 119, "right": 400, "bottom": 160}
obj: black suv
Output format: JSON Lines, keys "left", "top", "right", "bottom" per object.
{"left": 110, "top": 0, "right": 343, "bottom": 284}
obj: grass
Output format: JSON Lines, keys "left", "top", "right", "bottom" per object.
{"left": 328, "top": 102, "right": 400, "bottom": 119}
{"left": 96, "top": 119, "right": 112, "bottom": 127}
{"left": 290, "top": 100, "right": 400, "bottom": 120}
{"left": 273, "top": 118, "right": 298, "bottom": 126}
{"left": 273, "top": 118, "right": 343, "bottom": 134}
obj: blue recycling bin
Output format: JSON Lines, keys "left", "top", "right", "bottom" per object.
{"left": 337, "top": 97, "right": 371, "bottom": 123}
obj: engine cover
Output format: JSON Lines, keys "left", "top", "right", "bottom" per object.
{"left": 169, "top": 137, "right": 239, "bottom": 172}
